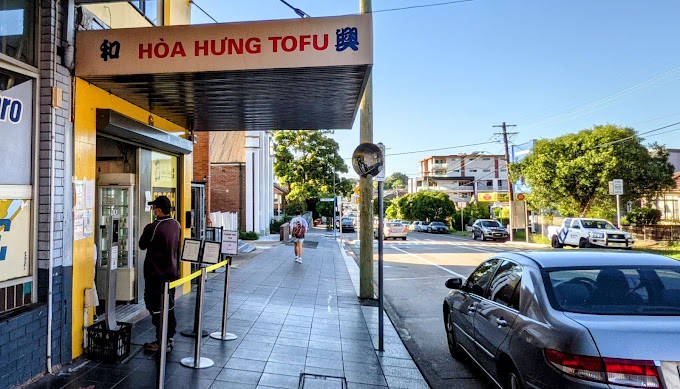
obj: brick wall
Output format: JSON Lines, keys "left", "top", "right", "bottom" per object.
{"left": 193, "top": 132, "right": 211, "bottom": 214}
{"left": 210, "top": 164, "right": 245, "bottom": 229}
{"left": 0, "top": 2, "right": 75, "bottom": 388}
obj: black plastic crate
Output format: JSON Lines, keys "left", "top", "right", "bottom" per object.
{"left": 87, "top": 321, "right": 132, "bottom": 362}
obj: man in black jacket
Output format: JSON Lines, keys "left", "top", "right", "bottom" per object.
{"left": 139, "top": 195, "right": 181, "bottom": 353}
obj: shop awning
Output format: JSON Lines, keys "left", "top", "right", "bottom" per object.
{"left": 76, "top": 15, "right": 372, "bottom": 132}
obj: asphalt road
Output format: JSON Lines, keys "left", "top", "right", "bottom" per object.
{"left": 342, "top": 230, "right": 536, "bottom": 389}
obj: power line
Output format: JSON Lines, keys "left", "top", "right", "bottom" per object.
{"left": 374, "top": 0, "right": 477, "bottom": 13}
{"left": 189, "top": 0, "right": 218, "bottom": 23}
{"left": 593, "top": 121, "right": 680, "bottom": 149}
{"left": 278, "top": 0, "right": 311, "bottom": 18}
{"left": 385, "top": 140, "right": 500, "bottom": 157}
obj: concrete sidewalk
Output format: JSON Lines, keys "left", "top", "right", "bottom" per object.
{"left": 26, "top": 230, "right": 428, "bottom": 389}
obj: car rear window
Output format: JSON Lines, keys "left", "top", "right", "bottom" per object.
{"left": 386, "top": 222, "right": 402, "bottom": 227}
{"left": 546, "top": 267, "right": 680, "bottom": 315}
{"left": 481, "top": 221, "right": 502, "bottom": 227}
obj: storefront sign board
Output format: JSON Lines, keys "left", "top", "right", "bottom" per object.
{"left": 0, "top": 80, "right": 33, "bottom": 185}
{"left": 0, "top": 200, "right": 31, "bottom": 282}
{"left": 76, "top": 15, "right": 372, "bottom": 77}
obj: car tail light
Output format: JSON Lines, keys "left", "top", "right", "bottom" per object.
{"left": 403, "top": 227, "right": 408, "bottom": 232}
{"left": 387, "top": 228, "right": 392, "bottom": 232}
{"left": 545, "top": 349, "right": 660, "bottom": 388}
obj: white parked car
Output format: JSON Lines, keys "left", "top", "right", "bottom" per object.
{"left": 550, "top": 218, "right": 634, "bottom": 249}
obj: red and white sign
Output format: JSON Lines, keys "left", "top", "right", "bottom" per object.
{"left": 516, "top": 193, "right": 526, "bottom": 201}
{"left": 76, "top": 15, "right": 372, "bottom": 77}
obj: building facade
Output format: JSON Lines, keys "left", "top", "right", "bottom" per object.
{"left": 408, "top": 154, "right": 508, "bottom": 207}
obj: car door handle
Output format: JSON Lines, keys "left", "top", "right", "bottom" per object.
{"left": 496, "top": 318, "right": 508, "bottom": 328}
{"left": 467, "top": 307, "right": 476, "bottom": 314}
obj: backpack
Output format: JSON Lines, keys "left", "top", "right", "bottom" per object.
{"left": 292, "top": 219, "right": 306, "bottom": 239}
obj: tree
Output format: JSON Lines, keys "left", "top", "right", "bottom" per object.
{"left": 373, "top": 197, "right": 392, "bottom": 216}
{"left": 451, "top": 202, "right": 491, "bottom": 231}
{"left": 273, "top": 130, "right": 348, "bottom": 204}
{"left": 385, "top": 172, "right": 408, "bottom": 189}
{"left": 511, "top": 124, "right": 676, "bottom": 217}
{"left": 316, "top": 197, "right": 334, "bottom": 218}
{"left": 393, "top": 191, "right": 455, "bottom": 222}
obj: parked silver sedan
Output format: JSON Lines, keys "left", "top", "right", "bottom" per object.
{"left": 375, "top": 222, "right": 408, "bottom": 240}
{"left": 443, "top": 251, "right": 680, "bottom": 389}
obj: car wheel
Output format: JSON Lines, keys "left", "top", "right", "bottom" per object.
{"left": 472, "top": 231, "right": 477, "bottom": 240}
{"left": 505, "top": 367, "right": 524, "bottom": 389}
{"left": 402, "top": 237, "right": 407, "bottom": 241}
{"left": 551, "top": 235, "right": 563, "bottom": 249}
{"left": 444, "top": 309, "right": 461, "bottom": 359}
{"left": 578, "top": 238, "right": 591, "bottom": 248}
{"left": 481, "top": 232, "right": 486, "bottom": 241}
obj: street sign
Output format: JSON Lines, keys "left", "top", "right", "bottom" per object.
{"left": 375, "top": 143, "right": 386, "bottom": 182}
{"left": 612, "top": 179, "right": 624, "bottom": 195}
{"left": 320, "top": 198, "right": 334, "bottom": 202}
{"left": 515, "top": 193, "right": 526, "bottom": 201}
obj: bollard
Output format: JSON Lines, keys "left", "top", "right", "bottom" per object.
{"left": 210, "top": 257, "right": 237, "bottom": 341}
{"left": 157, "top": 282, "right": 170, "bottom": 389}
{"left": 181, "top": 268, "right": 214, "bottom": 369}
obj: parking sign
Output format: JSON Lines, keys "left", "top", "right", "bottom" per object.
{"left": 612, "top": 179, "right": 624, "bottom": 195}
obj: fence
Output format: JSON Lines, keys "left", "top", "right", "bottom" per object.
{"left": 621, "top": 225, "right": 680, "bottom": 242}
{"left": 209, "top": 212, "right": 238, "bottom": 231}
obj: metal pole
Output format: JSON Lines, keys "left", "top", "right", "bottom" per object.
{"left": 157, "top": 282, "right": 170, "bottom": 389}
{"left": 377, "top": 181, "right": 384, "bottom": 351}
{"left": 211, "top": 257, "right": 237, "bottom": 341}
{"left": 616, "top": 194, "right": 621, "bottom": 228}
{"left": 525, "top": 207, "right": 530, "bottom": 243}
{"left": 460, "top": 209, "right": 464, "bottom": 232}
{"left": 359, "top": 0, "right": 374, "bottom": 300}
{"left": 181, "top": 268, "right": 214, "bottom": 368}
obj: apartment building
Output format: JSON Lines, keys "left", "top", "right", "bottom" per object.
{"left": 408, "top": 153, "right": 509, "bottom": 206}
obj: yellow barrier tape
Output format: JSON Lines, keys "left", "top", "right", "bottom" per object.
{"left": 169, "top": 270, "right": 201, "bottom": 290}
{"left": 206, "top": 259, "right": 229, "bottom": 273}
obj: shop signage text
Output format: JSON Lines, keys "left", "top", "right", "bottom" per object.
{"left": 76, "top": 15, "right": 372, "bottom": 76}
{"left": 0, "top": 95, "right": 23, "bottom": 124}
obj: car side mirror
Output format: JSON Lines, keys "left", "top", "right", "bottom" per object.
{"left": 572, "top": 225, "right": 580, "bottom": 229}
{"left": 445, "top": 278, "right": 463, "bottom": 290}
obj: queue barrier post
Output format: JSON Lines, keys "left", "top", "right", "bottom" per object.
{"left": 157, "top": 281, "right": 170, "bottom": 389}
{"left": 210, "top": 256, "right": 237, "bottom": 341}
{"left": 181, "top": 267, "right": 214, "bottom": 369}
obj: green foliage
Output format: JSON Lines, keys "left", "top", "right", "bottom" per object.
{"left": 373, "top": 197, "right": 392, "bottom": 216}
{"left": 385, "top": 172, "right": 408, "bottom": 189}
{"left": 316, "top": 197, "right": 334, "bottom": 218}
{"left": 494, "top": 208, "right": 509, "bottom": 226}
{"left": 270, "top": 216, "right": 292, "bottom": 233}
{"left": 450, "top": 202, "right": 492, "bottom": 231}
{"left": 626, "top": 207, "right": 662, "bottom": 225}
{"left": 239, "top": 230, "right": 259, "bottom": 240}
{"left": 284, "top": 198, "right": 307, "bottom": 216}
{"left": 385, "top": 203, "right": 399, "bottom": 219}
{"left": 511, "top": 124, "right": 676, "bottom": 217}
{"left": 393, "top": 191, "right": 455, "bottom": 222}
{"left": 272, "top": 130, "right": 350, "bottom": 202}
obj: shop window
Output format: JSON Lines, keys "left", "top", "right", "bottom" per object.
{"left": 0, "top": 1, "right": 36, "bottom": 66}
{"left": 0, "top": 66, "right": 36, "bottom": 315}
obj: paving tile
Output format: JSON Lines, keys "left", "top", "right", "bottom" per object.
{"left": 268, "top": 351, "right": 307, "bottom": 365}
{"left": 257, "top": 372, "right": 301, "bottom": 388}
{"left": 274, "top": 336, "right": 309, "bottom": 348}
{"left": 231, "top": 348, "right": 272, "bottom": 361}
{"left": 225, "top": 357, "right": 267, "bottom": 373}
{"left": 382, "top": 365, "right": 424, "bottom": 380}
{"left": 384, "top": 375, "right": 430, "bottom": 389}
{"left": 263, "top": 361, "right": 304, "bottom": 377}
{"left": 303, "top": 365, "right": 345, "bottom": 378}
{"left": 215, "top": 368, "right": 263, "bottom": 384}
{"left": 305, "top": 357, "right": 344, "bottom": 371}
{"left": 344, "top": 369, "right": 387, "bottom": 387}
{"left": 271, "top": 344, "right": 307, "bottom": 355}
{"left": 209, "top": 381, "right": 258, "bottom": 389}
{"left": 307, "top": 340, "right": 342, "bottom": 352}
{"left": 238, "top": 340, "right": 276, "bottom": 352}
{"left": 164, "top": 375, "right": 213, "bottom": 389}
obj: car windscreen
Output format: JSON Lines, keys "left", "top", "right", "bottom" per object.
{"left": 481, "top": 221, "right": 501, "bottom": 228}
{"left": 430, "top": 222, "right": 445, "bottom": 226}
{"left": 546, "top": 267, "right": 680, "bottom": 315}
{"left": 580, "top": 220, "right": 616, "bottom": 229}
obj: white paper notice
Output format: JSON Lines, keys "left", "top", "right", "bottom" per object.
{"left": 74, "top": 210, "right": 84, "bottom": 240}
{"left": 181, "top": 239, "right": 201, "bottom": 262}
{"left": 74, "top": 180, "right": 85, "bottom": 209}
{"left": 202, "top": 241, "right": 221, "bottom": 264}
{"left": 110, "top": 245, "right": 118, "bottom": 270}
{"left": 86, "top": 180, "right": 96, "bottom": 208}
{"left": 145, "top": 191, "right": 152, "bottom": 212}
{"left": 83, "top": 210, "right": 93, "bottom": 238}
{"left": 221, "top": 230, "right": 238, "bottom": 255}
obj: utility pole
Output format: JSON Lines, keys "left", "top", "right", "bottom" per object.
{"left": 494, "top": 122, "right": 517, "bottom": 241}
{"left": 359, "top": 0, "right": 374, "bottom": 300}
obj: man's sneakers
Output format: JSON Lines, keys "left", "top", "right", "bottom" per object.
{"left": 144, "top": 338, "right": 174, "bottom": 353}
{"left": 294, "top": 257, "right": 302, "bottom": 263}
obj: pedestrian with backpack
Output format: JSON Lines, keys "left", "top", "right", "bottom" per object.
{"left": 291, "top": 210, "right": 308, "bottom": 263}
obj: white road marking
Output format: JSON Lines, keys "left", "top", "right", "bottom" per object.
{"left": 389, "top": 245, "right": 467, "bottom": 278}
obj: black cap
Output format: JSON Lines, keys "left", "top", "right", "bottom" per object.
{"left": 148, "top": 195, "right": 171, "bottom": 210}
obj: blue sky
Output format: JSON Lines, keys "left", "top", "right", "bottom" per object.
{"left": 191, "top": 0, "right": 680, "bottom": 177}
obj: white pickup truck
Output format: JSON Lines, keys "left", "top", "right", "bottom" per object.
{"left": 549, "top": 218, "right": 634, "bottom": 249}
